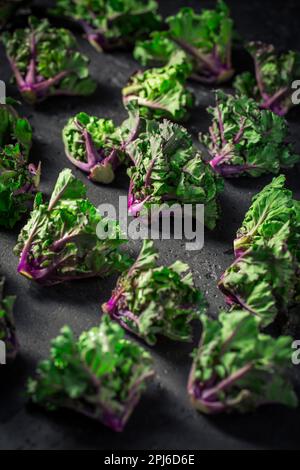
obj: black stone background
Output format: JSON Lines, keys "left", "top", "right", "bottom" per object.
{"left": 0, "top": 0, "right": 300, "bottom": 450}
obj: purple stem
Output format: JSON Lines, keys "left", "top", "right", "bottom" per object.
{"left": 19, "top": 253, "right": 110, "bottom": 285}
{"left": 209, "top": 159, "right": 259, "bottom": 178}
{"left": 104, "top": 149, "right": 120, "bottom": 171}
{"left": 260, "top": 87, "right": 289, "bottom": 115}
{"left": 190, "top": 73, "right": 217, "bottom": 84}
{"left": 104, "top": 295, "right": 121, "bottom": 315}
{"left": 124, "top": 95, "right": 168, "bottom": 113}
{"left": 22, "top": 71, "right": 70, "bottom": 93}
{"left": 78, "top": 20, "right": 108, "bottom": 52}
{"left": 144, "top": 159, "right": 156, "bottom": 188}
{"left": 66, "top": 122, "right": 100, "bottom": 173}
{"left": 84, "top": 129, "right": 100, "bottom": 168}
{"left": 68, "top": 121, "right": 123, "bottom": 181}
{"left": 128, "top": 195, "right": 151, "bottom": 218}
{"left": 49, "top": 232, "right": 78, "bottom": 252}
{"left": 201, "top": 363, "right": 253, "bottom": 402}
{"left": 65, "top": 148, "right": 92, "bottom": 173}
{"left": 8, "top": 48, "right": 71, "bottom": 102}
{"left": 233, "top": 119, "right": 246, "bottom": 145}
{"left": 119, "top": 310, "right": 141, "bottom": 327}
{"left": 229, "top": 294, "right": 260, "bottom": 317}
{"left": 208, "top": 125, "right": 218, "bottom": 152}
{"left": 254, "top": 57, "right": 268, "bottom": 100}
{"left": 172, "top": 38, "right": 220, "bottom": 75}
{"left": 104, "top": 293, "right": 142, "bottom": 336}
{"left": 219, "top": 270, "right": 260, "bottom": 316}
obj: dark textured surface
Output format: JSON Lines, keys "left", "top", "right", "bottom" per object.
{"left": 0, "top": 0, "right": 300, "bottom": 450}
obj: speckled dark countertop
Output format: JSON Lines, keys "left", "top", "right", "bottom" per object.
{"left": 0, "top": 0, "right": 300, "bottom": 450}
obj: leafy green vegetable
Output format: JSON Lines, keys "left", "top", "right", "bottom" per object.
{"left": 234, "top": 42, "right": 300, "bottom": 115}
{"left": 200, "top": 91, "right": 300, "bottom": 178}
{"left": 134, "top": 1, "right": 234, "bottom": 84}
{"left": 234, "top": 175, "right": 300, "bottom": 257}
{"left": 62, "top": 106, "right": 141, "bottom": 184}
{"left": 126, "top": 118, "right": 224, "bottom": 229}
{"left": 219, "top": 226, "right": 297, "bottom": 327}
{"left": 52, "top": 0, "right": 161, "bottom": 51}
{"left": 0, "top": 276, "right": 18, "bottom": 363}
{"left": 188, "top": 310, "right": 298, "bottom": 414}
{"left": 28, "top": 315, "right": 154, "bottom": 432}
{"left": 103, "top": 240, "right": 206, "bottom": 345}
{"left": 220, "top": 176, "right": 300, "bottom": 327}
{"left": 0, "top": 101, "right": 40, "bottom": 228}
{"left": 2, "top": 17, "right": 96, "bottom": 104}
{"left": 123, "top": 51, "right": 194, "bottom": 121}
{"left": 14, "top": 169, "right": 131, "bottom": 286}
